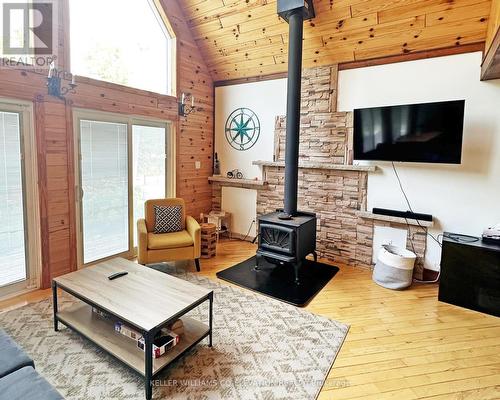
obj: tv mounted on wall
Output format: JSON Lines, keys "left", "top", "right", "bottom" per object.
{"left": 353, "top": 100, "right": 465, "bottom": 164}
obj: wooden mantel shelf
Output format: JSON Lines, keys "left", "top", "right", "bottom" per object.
{"left": 357, "top": 211, "right": 434, "bottom": 228}
{"left": 252, "top": 160, "right": 377, "bottom": 172}
{"left": 208, "top": 176, "right": 268, "bottom": 188}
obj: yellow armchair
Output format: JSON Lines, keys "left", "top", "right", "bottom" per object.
{"left": 137, "top": 198, "right": 201, "bottom": 271}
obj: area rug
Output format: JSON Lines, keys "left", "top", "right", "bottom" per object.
{"left": 216, "top": 256, "right": 340, "bottom": 307}
{"left": 0, "top": 264, "right": 349, "bottom": 400}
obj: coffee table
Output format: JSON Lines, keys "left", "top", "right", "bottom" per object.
{"left": 52, "top": 258, "right": 213, "bottom": 400}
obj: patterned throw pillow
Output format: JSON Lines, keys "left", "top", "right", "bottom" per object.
{"left": 153, "top": 205, "right": 183, "bottom": 233}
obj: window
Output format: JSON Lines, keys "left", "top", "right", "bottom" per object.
{"left": 74, "top": 110, "right": 174, "bottom": 266}
{"left": 69, "top": 0, "right": 173, "bottom": 95}
{"left": 0, "top": 100, "right": 40, "bottom": 298}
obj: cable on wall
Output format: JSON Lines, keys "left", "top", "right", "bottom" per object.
{"left": 391, "top": 162, "right": 442, "bottom": 247}
{"left": 391, "top": 162, "right": 444, "bottom": 284}
{"left": 241, "top": 220, "right": 256, "bottom": 242}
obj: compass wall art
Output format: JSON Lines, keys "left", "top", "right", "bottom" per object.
{"left": 224, "top": 107, "right": 260, "bottom": 151}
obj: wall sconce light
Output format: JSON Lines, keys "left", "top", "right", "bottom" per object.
{"left": 47, "top": 61, "right": 77, "bottom": 99}
{"left": 178, "top": 92, "right": 196, "bottom": 117}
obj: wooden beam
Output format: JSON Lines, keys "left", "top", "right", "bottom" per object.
{"left": 485, "top": 0, "right": 500, "bottom": 51}
{"left": 339, "top": 42, "right": 485, "bottom": 70}
{"left": 214, "top": 71, "right": 288, "bottom": 87}
{"left": 481, "top": 27, "right": 500, "bottom": 80}
{"left": 64, "top": 101, "right": 77, "bottom": 273}
{"left": 481, "top": 0, "right": 500, "bottom": 79}
{"left": 34, "top": 98, "right": 52, "bottom": 289}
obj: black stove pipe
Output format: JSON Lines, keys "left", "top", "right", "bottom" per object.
{"left": 281, "top": 10, "right": 304, "bottom": 219}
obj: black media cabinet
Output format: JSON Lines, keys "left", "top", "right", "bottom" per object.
{"left": 439, "top": 232, "right": 500, "bottom": 317}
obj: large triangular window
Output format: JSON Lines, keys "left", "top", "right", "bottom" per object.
{"left": 69, "top": 0, "right": 173, "bottom": 95}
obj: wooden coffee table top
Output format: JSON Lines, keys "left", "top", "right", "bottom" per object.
{"left": 53, "top": 258, "right": 212, "bottom": 331}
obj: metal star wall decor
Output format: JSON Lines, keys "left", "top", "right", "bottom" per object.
{"left": 224, "top": 108, "right": 260, "bottom": 151}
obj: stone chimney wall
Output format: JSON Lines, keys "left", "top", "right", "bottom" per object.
{"left": 273, "top": 65, "right": 353, "bottom": 165}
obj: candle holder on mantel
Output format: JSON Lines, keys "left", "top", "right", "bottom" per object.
{"left": 178, "top": 92, "right": 196, "bottom": 117}
{"left": 47, "top": 61, "right": 77, "bottom": 99}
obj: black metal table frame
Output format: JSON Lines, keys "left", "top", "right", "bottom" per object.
{"left": 52, "top": 280, "right": 213, "bottom": 400}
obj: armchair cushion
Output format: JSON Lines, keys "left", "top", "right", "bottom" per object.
{"left": 153, "top": 205, "right": 182, "bottom": 233}
{"left": 145, "top": 198, "right": 186, "bottom": 232}
{"left": 148, "top": 230, "right": 194, "bottom": 250}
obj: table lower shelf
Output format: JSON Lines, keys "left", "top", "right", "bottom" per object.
{"left": 57, "top": 303, "right": 209, "bottom": 376}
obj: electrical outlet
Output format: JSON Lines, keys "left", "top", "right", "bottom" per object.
{"left": 195, "top": 161, "right": 201, "bottom": 169}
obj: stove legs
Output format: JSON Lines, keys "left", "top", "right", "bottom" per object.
{"left": 254, "top": 254, "right": 263, "bottom": 271}
{"left": 294, "top": 260, "right": 302, "bottom": 285}
{"left": 312, "top": 251, "right": 318, "bottom": 262}
{"left": 254, "top": 254, "right": 305, "bottom": 285}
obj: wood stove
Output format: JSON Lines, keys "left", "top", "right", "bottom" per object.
{"left": 256, "top": 0, "right": 317, "bottom": 284}
{"left": 257, "top": 211, "right": 317, "bottom": 283}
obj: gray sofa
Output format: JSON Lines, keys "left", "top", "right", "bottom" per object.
{"left": 0, "top": 329, "right": 63, "bottom": 400}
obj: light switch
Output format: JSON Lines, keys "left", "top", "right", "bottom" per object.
{"left": 195, "top": 161, "right": 201, "bottom": 169}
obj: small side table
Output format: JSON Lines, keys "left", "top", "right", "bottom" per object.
{"left": 200, "top": 223, "right": 217, "bottom": 258}
{"left": 201, "top": 211, "right": 231, "bottom": 241}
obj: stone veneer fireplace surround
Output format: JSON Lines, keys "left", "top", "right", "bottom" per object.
{"left": 210, "top": 65, "right": 429, "bottom": 278}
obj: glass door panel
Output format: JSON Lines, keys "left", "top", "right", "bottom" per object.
{"left": 0, "top": 111, "right": 27, "bottom": 287}
{"left": 132, "top": 125, "right": 166, "bottom": 247}
{"left": 80, "top": 120, "right": 129, "bottom": 263}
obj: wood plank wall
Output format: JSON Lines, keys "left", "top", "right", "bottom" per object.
{"left": 0, "top": 0, "right": 213, "bottom": 288}
{"left": 160, "top": 0, "right": 215, "bottom": 220}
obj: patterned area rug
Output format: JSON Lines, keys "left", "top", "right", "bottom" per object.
{"left": 0, "top": 264, "right": 349, "bottom": 400}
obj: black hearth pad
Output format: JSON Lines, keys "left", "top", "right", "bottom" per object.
{"left": 216, "top": 256, "right": 339, "bottom": 307}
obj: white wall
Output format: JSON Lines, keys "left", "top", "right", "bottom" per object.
{"left": 215, "top": 79, "right": 287, "bottom": 235}
{"left": 221, "top": 187, "right": 257, "bottom": 238}
{"left": 215, "top": 79, "right": 287, "bottom": 179}
{"left": 338, "top": 52, "right": 500, "bottom": 270}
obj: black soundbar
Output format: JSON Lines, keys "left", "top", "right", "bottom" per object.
{"left": 373, "top": 208, "right": 433, "bottom": 222}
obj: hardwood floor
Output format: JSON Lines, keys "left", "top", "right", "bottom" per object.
{"left": 1, "top": 239, "right": 499, "bottom": 399}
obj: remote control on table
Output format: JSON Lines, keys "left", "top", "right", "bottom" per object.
{"left": 108, "top": 271, "right": 128, "bottom": 280}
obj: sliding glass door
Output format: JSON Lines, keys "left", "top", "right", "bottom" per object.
{"left": 132, "top": 125, "right": 166, "bottom": 247}
{"left": 0, "top": 111, "right": 27, "bottom": 287}
{"left": 80, "top": 120, "right": 129, "bottom": 264}
{"left": 0, "top": 102, "right": 40, "bottom": 298}
{"left": 76, "top": 111, "right": 171, "bottom": 266}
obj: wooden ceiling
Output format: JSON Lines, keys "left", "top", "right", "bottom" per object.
{"left": 179, "top": 0, "right": 492, "bottom": 81}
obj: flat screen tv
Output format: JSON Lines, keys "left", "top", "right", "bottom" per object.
{"left": 353, "top": 100, "right": 465, "bottom": 164}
